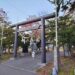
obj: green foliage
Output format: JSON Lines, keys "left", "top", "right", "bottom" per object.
{"left": 62, "top": 0, "right": 75, "bottom": 12}
{"left": 18, "top": 35, "right": 22, "bottom": 47}
{"left": 0, "top": 26, "right": 23, "bottom": 49}
{"left": 58, "top": 16, "right": 75, "bottom": 46}
{"left": 2, "top": 27, "right": 14, "bottom": 48}
{"left": 0, "top": 9, "right": 15, "bottom": 49}
{"left": 45, "top": 19, "right": 55, "bottom": 44}
{"left": 46, "top": 15, "right": 75, "bottom": 52}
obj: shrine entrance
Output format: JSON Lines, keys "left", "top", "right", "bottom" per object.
{"left": 12, "top": 13, "right": 55, "bottom": 63}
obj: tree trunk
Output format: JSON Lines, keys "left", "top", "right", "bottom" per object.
{"left": 68, "top": 43, "right": 72, "bottom": 56}
{"left": 63, "top": 45, "right": 66, "bottom": 57}
{"left": 52, "top": 44, "right": 55, "bottom": 51}
{"left": 57, "top": 45, "right": 60, "bottom": 69}
{"left": 8, "top": 48, "right": 10, "bottom": 54}
{"left": 52, "top": 40, "right": 55, "bottom": 51}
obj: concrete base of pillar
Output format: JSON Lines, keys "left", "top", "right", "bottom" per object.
{"left": 9, "top": 57, "right": 15, "bottom": 61}
{"left": 37, "top": 62, "right": 46, "bottom": 68}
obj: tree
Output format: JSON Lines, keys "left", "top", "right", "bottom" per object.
{"left": 48, "top": 0, "right": 65, "bottom": 72}
{"left": 45, "top": 19, "right": 55, "bottom": 50}
{"left": 3, "top": 27, "right": 14, "bottom": 53}
{"left": 46, "top": 15, "right": 75, "bottom": 75}
{"left": 0, "top": 9, "right": 22, "bottom": 54}
{"left": 62, "top": 0, "right": 75, "bottom": 21}
{"left": 0, "top": 8, "right": 8, "bottom": 55}
{"left": 47, "top": 0, "right": 75, "bottom": 74}
{"left": 57, "top": 15, "right": 75, "bottom": 57}
{"left": 62, "top": 0, "right": 75, "bottom": 12}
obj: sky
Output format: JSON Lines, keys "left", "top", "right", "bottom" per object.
{"left": 0, "top": 0, "right": 55, "bottom": 24}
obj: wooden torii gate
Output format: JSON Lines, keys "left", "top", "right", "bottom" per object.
{"left": 12, "top": 12, "right": 55, "bottom": 63}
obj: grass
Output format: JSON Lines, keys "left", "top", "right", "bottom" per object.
{"left": 58, "top": 56, "right": 75, "bottom": 75}
{"left": 36, "top": 62, "right": 53, "bottom": 75}
{"left": 36, "top": 56, "right": 75, "bottom": 75}
{"left": 0, "top": 53, "right": 12, "bottom": 62}
{"left": 59, "top": 67, "right": 74, "bottom": 75}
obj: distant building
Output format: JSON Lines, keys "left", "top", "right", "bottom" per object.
{"left": 19, "top": 16, "right": 41, "bottom": 39}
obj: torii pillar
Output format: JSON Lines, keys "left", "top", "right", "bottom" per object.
{"left": 13, "top": 25, "right": 19, "bottom": 58}
{"left": 41, "top": 18, "right": 46, "bottom": 63}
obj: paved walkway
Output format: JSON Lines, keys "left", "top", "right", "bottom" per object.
{"left": 0, "top": 52, "right": 53, "bottom": 75}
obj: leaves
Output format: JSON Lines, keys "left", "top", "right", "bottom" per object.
{"left": 2, "top": 27, "right": 14, "bottom": 48}
{"left": 46, "top": 15, "right": 75, "bottom": 47}
{"left": 62, "top": 0, "right": 75, "bottom": 13}
{"left": 48, "top": 0, "right": 64, "bottom": 15}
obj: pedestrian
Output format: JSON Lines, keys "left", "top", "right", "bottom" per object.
{"left": 30, "top": 38, "right": 37, "bottom": 59}
{"left": 52, "top": 67, "right": 58, "bottom": 75}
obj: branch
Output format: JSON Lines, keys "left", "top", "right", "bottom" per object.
{"left": 48, "top": 0, "right": 55, "bottom": 4}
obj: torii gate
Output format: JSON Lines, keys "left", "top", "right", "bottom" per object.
{"left": 12, "top": 13, "right": 55, "bottom": 63}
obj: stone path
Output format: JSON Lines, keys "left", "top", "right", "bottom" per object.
{"left": 0, "top": 52, "right": 53, "bottom": 75}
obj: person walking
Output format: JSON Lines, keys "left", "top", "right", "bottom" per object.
{"left": 30, "top": 38, "right": 37, "bottom": 59}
